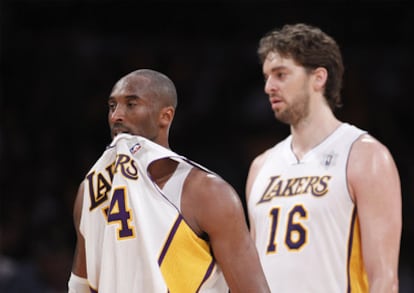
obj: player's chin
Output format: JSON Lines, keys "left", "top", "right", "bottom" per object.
{"left": 111, "top": 126, "right": 132, "bottom": 136}
{"left": 111, "top": 131, "right": 127, "bottom": 138}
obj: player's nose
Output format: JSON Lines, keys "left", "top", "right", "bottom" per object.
{"left": 110, "top": 104, "right": 126, "bottom": 122}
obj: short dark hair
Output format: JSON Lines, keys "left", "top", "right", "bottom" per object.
{"left": 131, "top": 69, "right": 178, "bottom": 109}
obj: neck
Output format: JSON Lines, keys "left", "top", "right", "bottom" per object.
{"left": 290, "top": 105, "right": 341, "bottom": 160}
{"left": 157, "top": 131, "right": 171, "bottom": 149}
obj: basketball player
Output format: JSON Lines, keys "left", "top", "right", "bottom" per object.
{"left": 68, "top": 69, "right": 270, "bottom": 292}
{"left": 246, "top": 23, "right": 402, "bottom": 292}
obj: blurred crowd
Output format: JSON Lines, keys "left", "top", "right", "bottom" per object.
{"left": 1, "top": 1, "right": 413, "bottom": 292}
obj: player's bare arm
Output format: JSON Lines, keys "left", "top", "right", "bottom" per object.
{"left": 182, "top": 169, "right": 270, "bottom": 293}
{"left": 348, "top": 134, "right": 402, "bottom": 293}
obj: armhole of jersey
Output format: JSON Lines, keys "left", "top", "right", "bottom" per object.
{"left": 345, "top": 131, "right": 368, "bottom": 204}
{"left": 248, "top": 148, "right": 273, "bottom": 202}
{"left": 158, "top": 161, "right": 193, "bottom": 211}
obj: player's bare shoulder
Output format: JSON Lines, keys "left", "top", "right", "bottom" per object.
{"left": 246, "top": 149, "right": 272, "bottom": 198}
{"left": 250, "top": 149, "right": 271, "bottom": 172}
{"left": 352, "top": 133, "right": 390, "bottom": 155}
{"left": 180, "top": 167, "right": 243, "bottom": 235}
{"left": 348, "top": 133, "right": 400, "bottom": 200}
{"left": 349, "top": 133, "right": 396, "bottom": 172}
{"left": 185, "top": 167, "right": 239, "bottom": 203}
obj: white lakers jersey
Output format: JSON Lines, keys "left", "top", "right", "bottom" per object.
{"left": 80, "top": 134, "right": 228, "bottom": 293}
{"left": 248, "top": 123, "right": 369, "bottom": 292}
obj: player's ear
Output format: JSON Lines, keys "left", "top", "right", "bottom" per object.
{"left": 159, "top": 106, "right": 175, "bottom": 128}
{"left": 312, "top": 67, "right": 328, "bottom": 91}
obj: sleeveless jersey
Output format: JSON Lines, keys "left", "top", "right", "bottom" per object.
{"left": 79, "top": 133, "right": 228, "bottom": 293}
{"left": 248, "top": 123, "right": 369, "bottom": 292}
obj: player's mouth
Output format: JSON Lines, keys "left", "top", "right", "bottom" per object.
{"left": 112, "top": 124, "right": 130, "bottom": 136}
{"left": 269, "top": 97, "right": 283, "bottom": 110}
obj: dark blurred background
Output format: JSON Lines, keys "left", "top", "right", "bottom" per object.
{"left": 0, "top": 0, "right": 413, "bottom": 292}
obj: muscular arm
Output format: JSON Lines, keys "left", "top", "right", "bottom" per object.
{"left": 71, "top": 181, "right": 87, "bottom": 278}
{"left": 183, "top": 170, "right": 270, "bottom": 293}
{"left": 348, "top": 135, "right": 402, "bottom": 293}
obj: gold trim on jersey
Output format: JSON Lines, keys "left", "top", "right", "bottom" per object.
{"left": 348, "top": 210, "right": 369, "bottom": 292}
{"left": 159, "top": 215, "right": 215, "bottom": 292}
